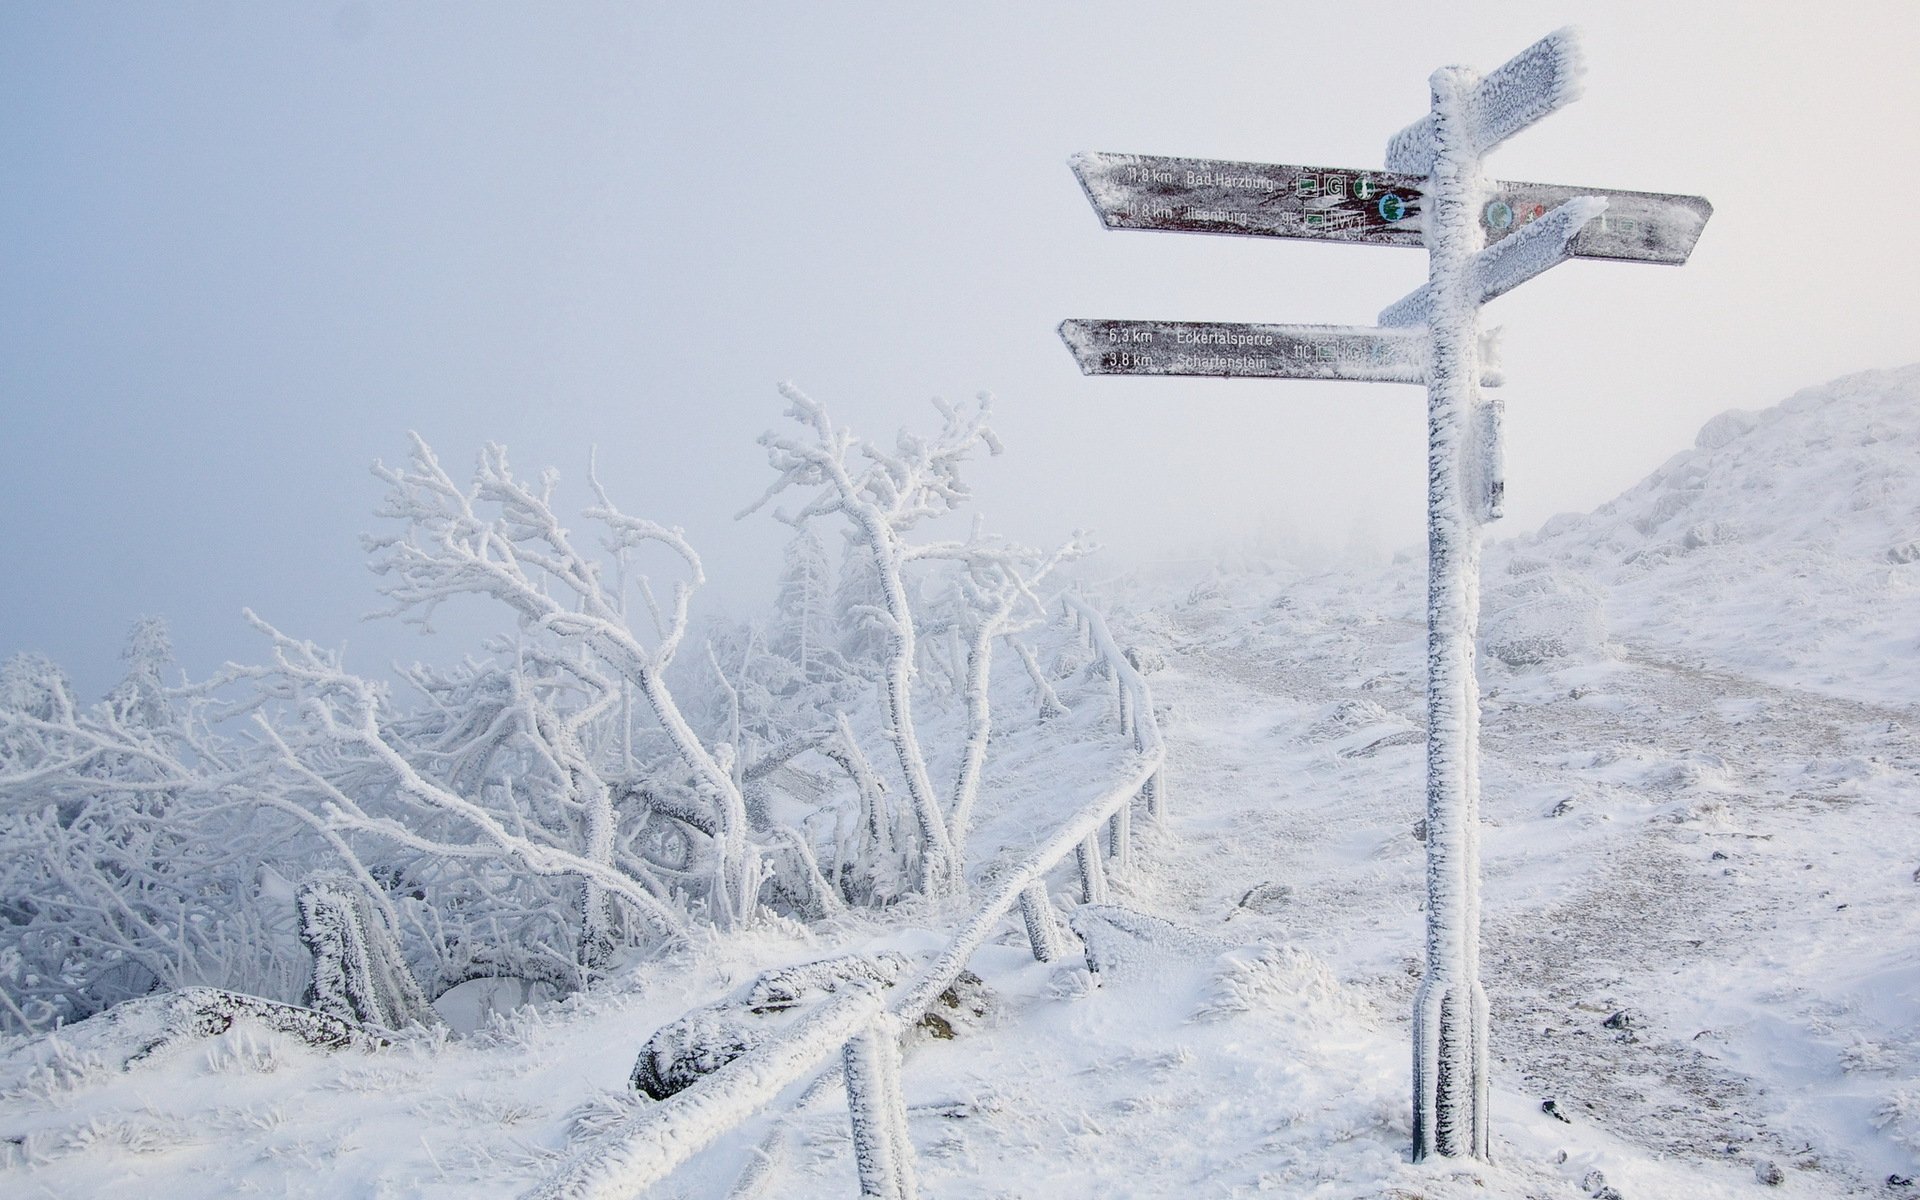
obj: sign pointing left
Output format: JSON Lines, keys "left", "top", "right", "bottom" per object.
{"left": 1070, "top": 152, "right": 1427, "bottom": 246}
{"left": 1058, "top": 319, "right": 1504, "bottom": 385}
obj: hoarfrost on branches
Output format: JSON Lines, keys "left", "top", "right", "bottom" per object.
{"left": 0, "top": 392, "right": 1106, "bottom": 1036}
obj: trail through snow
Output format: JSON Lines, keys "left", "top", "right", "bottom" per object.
{"left": 3, "top": 366, "right": 1916, "bottom": 1198}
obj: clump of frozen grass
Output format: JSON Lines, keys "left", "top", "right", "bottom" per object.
{"left": 411, "top": 1088, "right": 543, "bottom": 1128}
{"left": 562, "top": 1086, "right": 648, "bottom": 1139}
{"left": 438, "top": 1133, "right": 550, "bottom": 1182}
{"left": 0, "top": 1037, "right": 113, "bottom": 1103}
{"left": 1873, "top": 1088, "right": 1920, "bottom": 1152}
{"left": 322, "top": 1064, "right": 420, "bottom": 1094}
{"left": 200, "top": 1027, "right": 294, "bottom": 1076}
{"left": 1193, "top": 945, "right": 1372, "bottom": 1033}
{"left": 52, "top": 1113, "right": 184, "bottom": 1157}
{"left": 210, "top": 1102, "right": 309, "bottom": 1142}
{"left": 1839, "top": 1036, "right": 1902, "bottom": 1074}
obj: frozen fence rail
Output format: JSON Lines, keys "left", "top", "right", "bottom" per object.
{"left": 524, "top": 599, "right": 1166, "bottom": 1200}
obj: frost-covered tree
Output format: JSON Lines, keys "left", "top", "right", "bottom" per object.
{"left": 772, "top": 528, "right": 841, "bottom": 684}
{"left": 0, "top": 400, "right": 1101, "bottom": 1034}
{"left": 741, "top": 385, "right": 1087, "bottom": 896}
{"left": 359, "top": 437, "right": 761, "bottom": 929}
{"left": 0, "top": 626, "right": 341, "bottom": 1034}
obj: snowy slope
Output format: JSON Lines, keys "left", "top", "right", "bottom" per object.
{"left": 1505, "top": 363, "right": 1920, "bottom": 706}
{"left": 2, "top": 366, "right": 1917, "bottom": 1198}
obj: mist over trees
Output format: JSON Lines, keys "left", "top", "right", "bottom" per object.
{"left": 0, "top": 392, "right": 1091, "bottom": 1037}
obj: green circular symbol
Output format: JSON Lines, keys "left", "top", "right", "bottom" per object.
{"left": 1354, "top": 177, "right": 1375, "bottom": 200}
{"left": 1377, "top": 193, "right": 1407, "bottom": 222}
{"left": 1484, "top": 200, "right": 1514, "bottom": 230}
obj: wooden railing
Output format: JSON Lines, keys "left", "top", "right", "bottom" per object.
{"left": 526, "top": 599, "right": 1166, "bottom": 1200}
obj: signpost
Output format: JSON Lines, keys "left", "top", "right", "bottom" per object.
{"left": 1058, "top": 27, "right": 1710, "bottom": 1162}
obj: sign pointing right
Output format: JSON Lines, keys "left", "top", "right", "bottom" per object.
{"left": 1385, "top": 26, "right": 1585, "bottom": 174}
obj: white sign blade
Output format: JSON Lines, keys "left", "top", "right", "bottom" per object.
{"left": 1386, "top": 27, "right": 1586, "bottom": 174}
{"left": 1379, "top": 194, "right": 1608, "bottom": 326}
{"left": 1059, "top": 319, "right": 1504, "bottom": 386}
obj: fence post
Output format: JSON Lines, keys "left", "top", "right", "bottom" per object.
{"left": 842, "top": 1013, "right": 917, "bottom": 1200}
{"left": 1106, "top": 803, "right": 1132, "bottom": 874}
{"left": 1018, "top": 881, "right": 1070, "bottom": 963}
{"left": 1076, "top": 833, "right": 1109, "bottom": 904}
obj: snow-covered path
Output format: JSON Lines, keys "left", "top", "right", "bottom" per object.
{"left": 1113, "top": 563, "right": 1920, "bottom": 1197}
{"left": 744, "top": 556, "right": 1916, "bottom": 1198}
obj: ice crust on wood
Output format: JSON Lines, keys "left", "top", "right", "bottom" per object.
{"left": 297, "top": 874, "right": 438, "bottom": 1032}
{"left": 530, "top": 984, "right": 888, "bottom": 1200}
{"left": 0, "top": 986, "right": 376, "bottom": 1082}
{"left": 631, "top": 953, "right": 910, "bottom": 1100}
{"left": 1379, "top": 195, "right": 1607, "bottom": 327}
{"left": 1386, "top": 27, "right": 1585, "bottom": 173}
{"left": 842, "top": 1014, "right": 917, "bottom": 1199}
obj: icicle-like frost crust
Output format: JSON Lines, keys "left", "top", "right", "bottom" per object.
{"left": 1411, "top": 62, "right": 1493, "bottom": 1164}
{"left": 1018, "top": 881, "right": 1069, "bottom": 963}
{"left": 842, "top": 1013, "right": 918, "bottom": 1199}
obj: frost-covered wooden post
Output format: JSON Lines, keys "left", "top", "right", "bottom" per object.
{"left": 1106, "top": 801, "right": 1132, "bottom": 872}
{"left": 843, "top": 1011, "right": 917, "bottom": 1199}
{"left": 1406, "top": 59, "right": 1500, "bottom": 1164}
{"left": 1018, "top": 880, "right": 1070, "bottom": 962}
{"left": 1058, "top": 26, "right": 1710, "bottom": 1163}
{"left": 1075, "top": 832, "right": 1109, "bottom": 904}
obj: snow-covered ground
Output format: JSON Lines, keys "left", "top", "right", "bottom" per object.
{"left": 3, "top": 364, "right": 1917, "bottom": 1198}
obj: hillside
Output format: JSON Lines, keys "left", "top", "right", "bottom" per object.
{"left": 1506, "top": 363, "right": 1920, "bottom": 705}
{"left": 2, "top": 366, "right": 1916, "bottom": 1198}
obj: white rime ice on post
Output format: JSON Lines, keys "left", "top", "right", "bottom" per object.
{"left": 526, "top": 985, "right": 888, "bottom": 1200}
{"left": 842, "top": 1012, "right": 918, "bottom": 1200}
{"left": 1076, "top": 833, "right": 1109, "bottom": 904}
{"left": 1385, "top": 26, "right": 1584, "bottom": 174}
{"left": 1411, "top": 60, "right": 1497, "bottom": 1164}
{"left": 296, "top": 873, "right": 438, "bottom": 1031}
{"left": 1018, "top": 881, "right": 1069, "bottom": 963}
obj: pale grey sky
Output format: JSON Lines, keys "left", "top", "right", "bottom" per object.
{"left": 4, "top": 1, "right": 1916, "bottom": 696}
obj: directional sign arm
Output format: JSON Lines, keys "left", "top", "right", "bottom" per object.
{"left": 1070, "top": 151, "right": 1708, "bottom": 269}
{"left": 1069, "top": 152, "right": 1427, "bottom": 246}
{"left": 1474, "top": 194, "right": 1606, "bottom": 301}
{"left": 1386, "top": 27, "right": 1585, "bottom": 173}
{"left": 1059, "top": 319, "right": 1504, "bottom": 386}
{"left": 1379, "top": 194, "right": 1608, "bottom": 326}
{"left": 1505, "top": 180, "right": 1711, "bottom": 264}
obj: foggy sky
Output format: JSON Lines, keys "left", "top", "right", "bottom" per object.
{"left": 4, "top": 1, "right": 1916, "bottom": 697}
